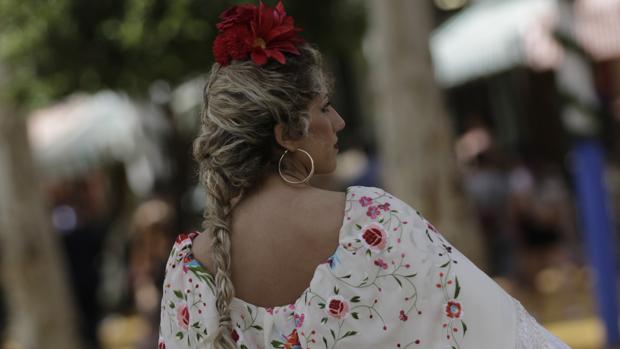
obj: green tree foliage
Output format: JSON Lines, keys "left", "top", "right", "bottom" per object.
{"left": 0, "top": 0, "right": 365, "bottom": 108}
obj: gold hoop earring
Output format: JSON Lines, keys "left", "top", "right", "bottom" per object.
{"left": 278, "top": 148, "right": 315, "bottom": 184}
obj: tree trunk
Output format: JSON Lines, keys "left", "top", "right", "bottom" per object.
{"left": 0, "top": 111, "right": 82, "bottom": 349}
{"left": 365, "top": 0, "right": 485, "bottom": 266}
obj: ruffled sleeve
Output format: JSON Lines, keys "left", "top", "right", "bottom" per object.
{"left": 158, "top": 233, "right": 218, "bottom": 349}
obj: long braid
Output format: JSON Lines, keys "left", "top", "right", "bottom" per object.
{"left": 192, "top": 43, "right": 328, "bottom": 348}
{"left": 204, "top": 168, "right": 236, "bottom": 349}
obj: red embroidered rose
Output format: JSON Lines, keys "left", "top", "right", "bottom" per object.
{"left": 231, "top": 329, "right": 240, "bottom": 342}
{"left": 158, "top": 339, "right": 166, "bottom": 349}
{"left": 212, "top": 1, "right": 303, "bottom": 66}
{"left": 176, "top": 304, "right": 190, "bottom": 329}
{"left": 445, "top": 300, "right": 463, "bottom": 319}
{"left": 361, "top": 223, "right": 388, "bottom": 251}
{"left": 326, "top": 295, "right": 349, "bottom": 319}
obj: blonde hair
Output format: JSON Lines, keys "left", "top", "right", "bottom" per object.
{"left": 192, "top": 44, "right": 328, "bottom": 348}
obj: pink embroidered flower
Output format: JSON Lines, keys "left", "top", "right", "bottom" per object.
{"left": 326, "top": 295, "right": 349, "bottom": 319}
{"left": 176, "top": 304, "right": 190, "bottom": 329}
{"left": 373, "top": 258, "right": 388, "bottom": 270}
{"left": 361, "top": 223, "right": 388, "bottom": 251}
{"left": 266, "top": 307, "right": 274, "bottom": 315}
{"left": 367, "top": 206, "right": 381, "bottom": 219}
{"left": 359, "top": 196, "right": 373, "bottom": 207}
{"left": 158, "top": 339, "right": 166, "bottom": 349}
{"left": 445, "top": 300, "right": 463, "bottom": 319}
{"left": 399, "top": 310, "right": 408, "bottom": 321}
{"left": 377, "top": 202, "right": 391, "bottom": 211}
{"left": 427, "top": 222, "right": 438, "bottom": 233}
{"left": 293, "top": 313, "right": 305, "bottom": 328}
{"left": 231, "top": 329, "right": 240, "bottom": 342}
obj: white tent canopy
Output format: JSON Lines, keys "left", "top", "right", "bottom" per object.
{"left": 28, "top": 91, "right": 168, "bottom": 191}
{"left": 430, "top": 0, "right": 558, "bottom": 87}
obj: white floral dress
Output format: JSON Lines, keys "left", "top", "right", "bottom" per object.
{"left": 158, "top": 186, "right": 571, "bottom": 349}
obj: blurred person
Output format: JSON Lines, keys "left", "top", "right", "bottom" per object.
{"left": 463, "top": 148, "right": 514, "bottom": 278}
{"left": 129, "top": 198, "right": 176, "bottom": 349}
{"left": 48, "top": 171, "right": 110, "bottom": 349}
{"left": 158, "top": 2, "right": 570, "bottom": 349}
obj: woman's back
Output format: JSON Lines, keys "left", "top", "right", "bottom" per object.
{"left": 192, "top": 181, "right": 347, "bottom": 307}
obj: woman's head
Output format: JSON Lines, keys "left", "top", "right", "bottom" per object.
{"left": 192, "top": 3, "right": 344, "bottom": 347}
{"left": 194, "top": 42, "right": 345, "bottom": 194}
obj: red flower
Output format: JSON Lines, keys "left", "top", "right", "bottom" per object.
{"left": 373, "top": 258, "right": 388, "bottom": 270}
{"left": 361, "top": 223, "right": 387, "bottom": 251}
{"left": 377, "top": 202, "right": 391, "bottom": 211}
{"left": 445, "top": 300, "right": 463, "bottom": 319}
{"left": 399, "top": 310, "right": 408, "bottom": 321}
{"left": 231, "top": 329, "right": 240, "bottom": 342}
{"left": 326, "top": 296, "right": 349, "bottom": 319}
{"left": 217, "top": 4, "right": 257, "bottom": 31}
{"left": 176, "top": 304, "right": 190, "bottom": 329}
{"left": 212, "top": 1, "right": 303, "bottom": 66}
{"left": 158, "top": 339, "right": 166, "bottom": 349}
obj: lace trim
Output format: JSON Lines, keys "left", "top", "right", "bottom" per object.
{"left": 514, "top": 299, "right": 571, "bottom": 349}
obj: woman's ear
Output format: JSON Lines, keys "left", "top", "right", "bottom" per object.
{"left": 273, "top": 122, "right": 299, "bottom": 151}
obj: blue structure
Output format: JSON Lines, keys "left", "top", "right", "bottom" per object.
{"left": 572, "top": 139, "right": 620, "bottom": 345}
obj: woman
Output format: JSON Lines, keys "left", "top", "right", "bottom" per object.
{"left": 158, "top": 2, "right": 571, "bottom": 348}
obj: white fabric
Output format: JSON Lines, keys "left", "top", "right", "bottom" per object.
{"left": 159, "top": 185, "right": 571, "bottom": 348}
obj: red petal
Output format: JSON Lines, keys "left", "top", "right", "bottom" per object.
{"left": 275, "top": 1, "right": 286, "bottom": 17}
{"left": 267, "top": 49, "right": 286, "bottom": 64}
{"left": 251, "top": 49, "right": 268, "bottom": 65}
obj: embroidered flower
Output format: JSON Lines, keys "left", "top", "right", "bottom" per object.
{"left": 359, "top": 196, "right": 373, "bottom": 207}
{"left": 231, "top": 329, "right": 240, "bottom": 342}
{"left": 445, "top": 300, "right": 463, "bottom": 319}
{"left": 158, "top": 338, "right": 166, "bottom": 349}
{"left": 293, "top": 313, "right": 305, "bottom": 328}
{"left": 282, "top": 328, "right": 301, "bottom": 349}
{"left": 176, "top": 304, "right": 190, "bottom": 329}
{"left": 373, "top": 258, "right": 388, "bottom": 270}
{"left": 360, "top": 223, "right": 388, "bottom": 252}
{"left": 399, "top": 310, "right": 408, "bottom": 321}
{"left": 377, "top": 202, "right": 391, "bottom": 211}
{"left": 326, "top": 295, "right": 350, "bottom": 319}
{"left": 367, "top": 206, "right": 381, "bottom": 219}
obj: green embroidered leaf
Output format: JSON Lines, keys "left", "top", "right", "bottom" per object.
{"left": 404, "top": 273, "right": 417, "bottom": 278}
{"left": 378, "top": 218, "right": 384, "bottom": 223}
{"left": 392, "top": 275, "right": 402, "bottom": 287}
{"left": 271, "top": 340, "right": 284, "bottom": 348}
{"left": 365, "top": 250, "right": 372, "bottom": 257}
{"left": 318, "top": 302, "right": 325, "bottom": 309}
{"left": 352, "top": 312, "right": 359, "bottom": 319}
{"left": 425, "top": 230, "right": 434, "bottom": 242}
{"left": 439, "top": 261, "right": 450, "bottom": 268}
{"left": 203, "top": 328, "right": 208, "bottom": 335}
{"left": 454, "top": 277, "right": 461, "bottom": 299}
{"left": 251, "top": 325, "right": 263, "bottom": 331}
{"left": 387, "top": 246, "right": 393, "bottom": 252}
{"left": 461, "top": 320, "right": 468, "bottom": 335}
{"left": 192, "top": 321, "right": 200, "bottom": 328}
{"left": 343, "top": 331, "right": 357, "bottom": 338}
{"left": 169, "top": 301, "right": 175, "bottom": 309}
{"left": 341, "top": 274, "right": 351, "bottom": 279}
{"left": 176, "top": 331, "right": 184, "bottom": 339}
{"left": 350, "top": 296, "right": 360, "bottom": 303}
{"left": 173, "top": 290, "right": 184, "bottom": 299}
{"left": 240, "top": 345, "right": 248, "bottom": 349}
{"left": 321, "top": 317, "right": 328, "bottom": 324}
{"left": 330, "top": 329, "right": 336, "bottom": 340}
{"left": 355, "top": 224, "right": 362, "bottom": 230}
{"left": 323, "top": 336, "right": 328, "bottom": 349}
{"left": 333, "top": 286, "right": 339, "bottom": 295}
{"left": 196, "top": 332, "right": 203, "bottom": 340}
{"left": 246, "top": 305, "right": 253, "bottom": 315}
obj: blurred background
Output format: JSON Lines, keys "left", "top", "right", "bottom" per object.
{"left": 1, "top": 0, "right": 619, "bottom": 348}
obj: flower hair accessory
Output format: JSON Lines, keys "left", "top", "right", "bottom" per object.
{"left": 212, "top": 1, "right": 304, "bottom": 66}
